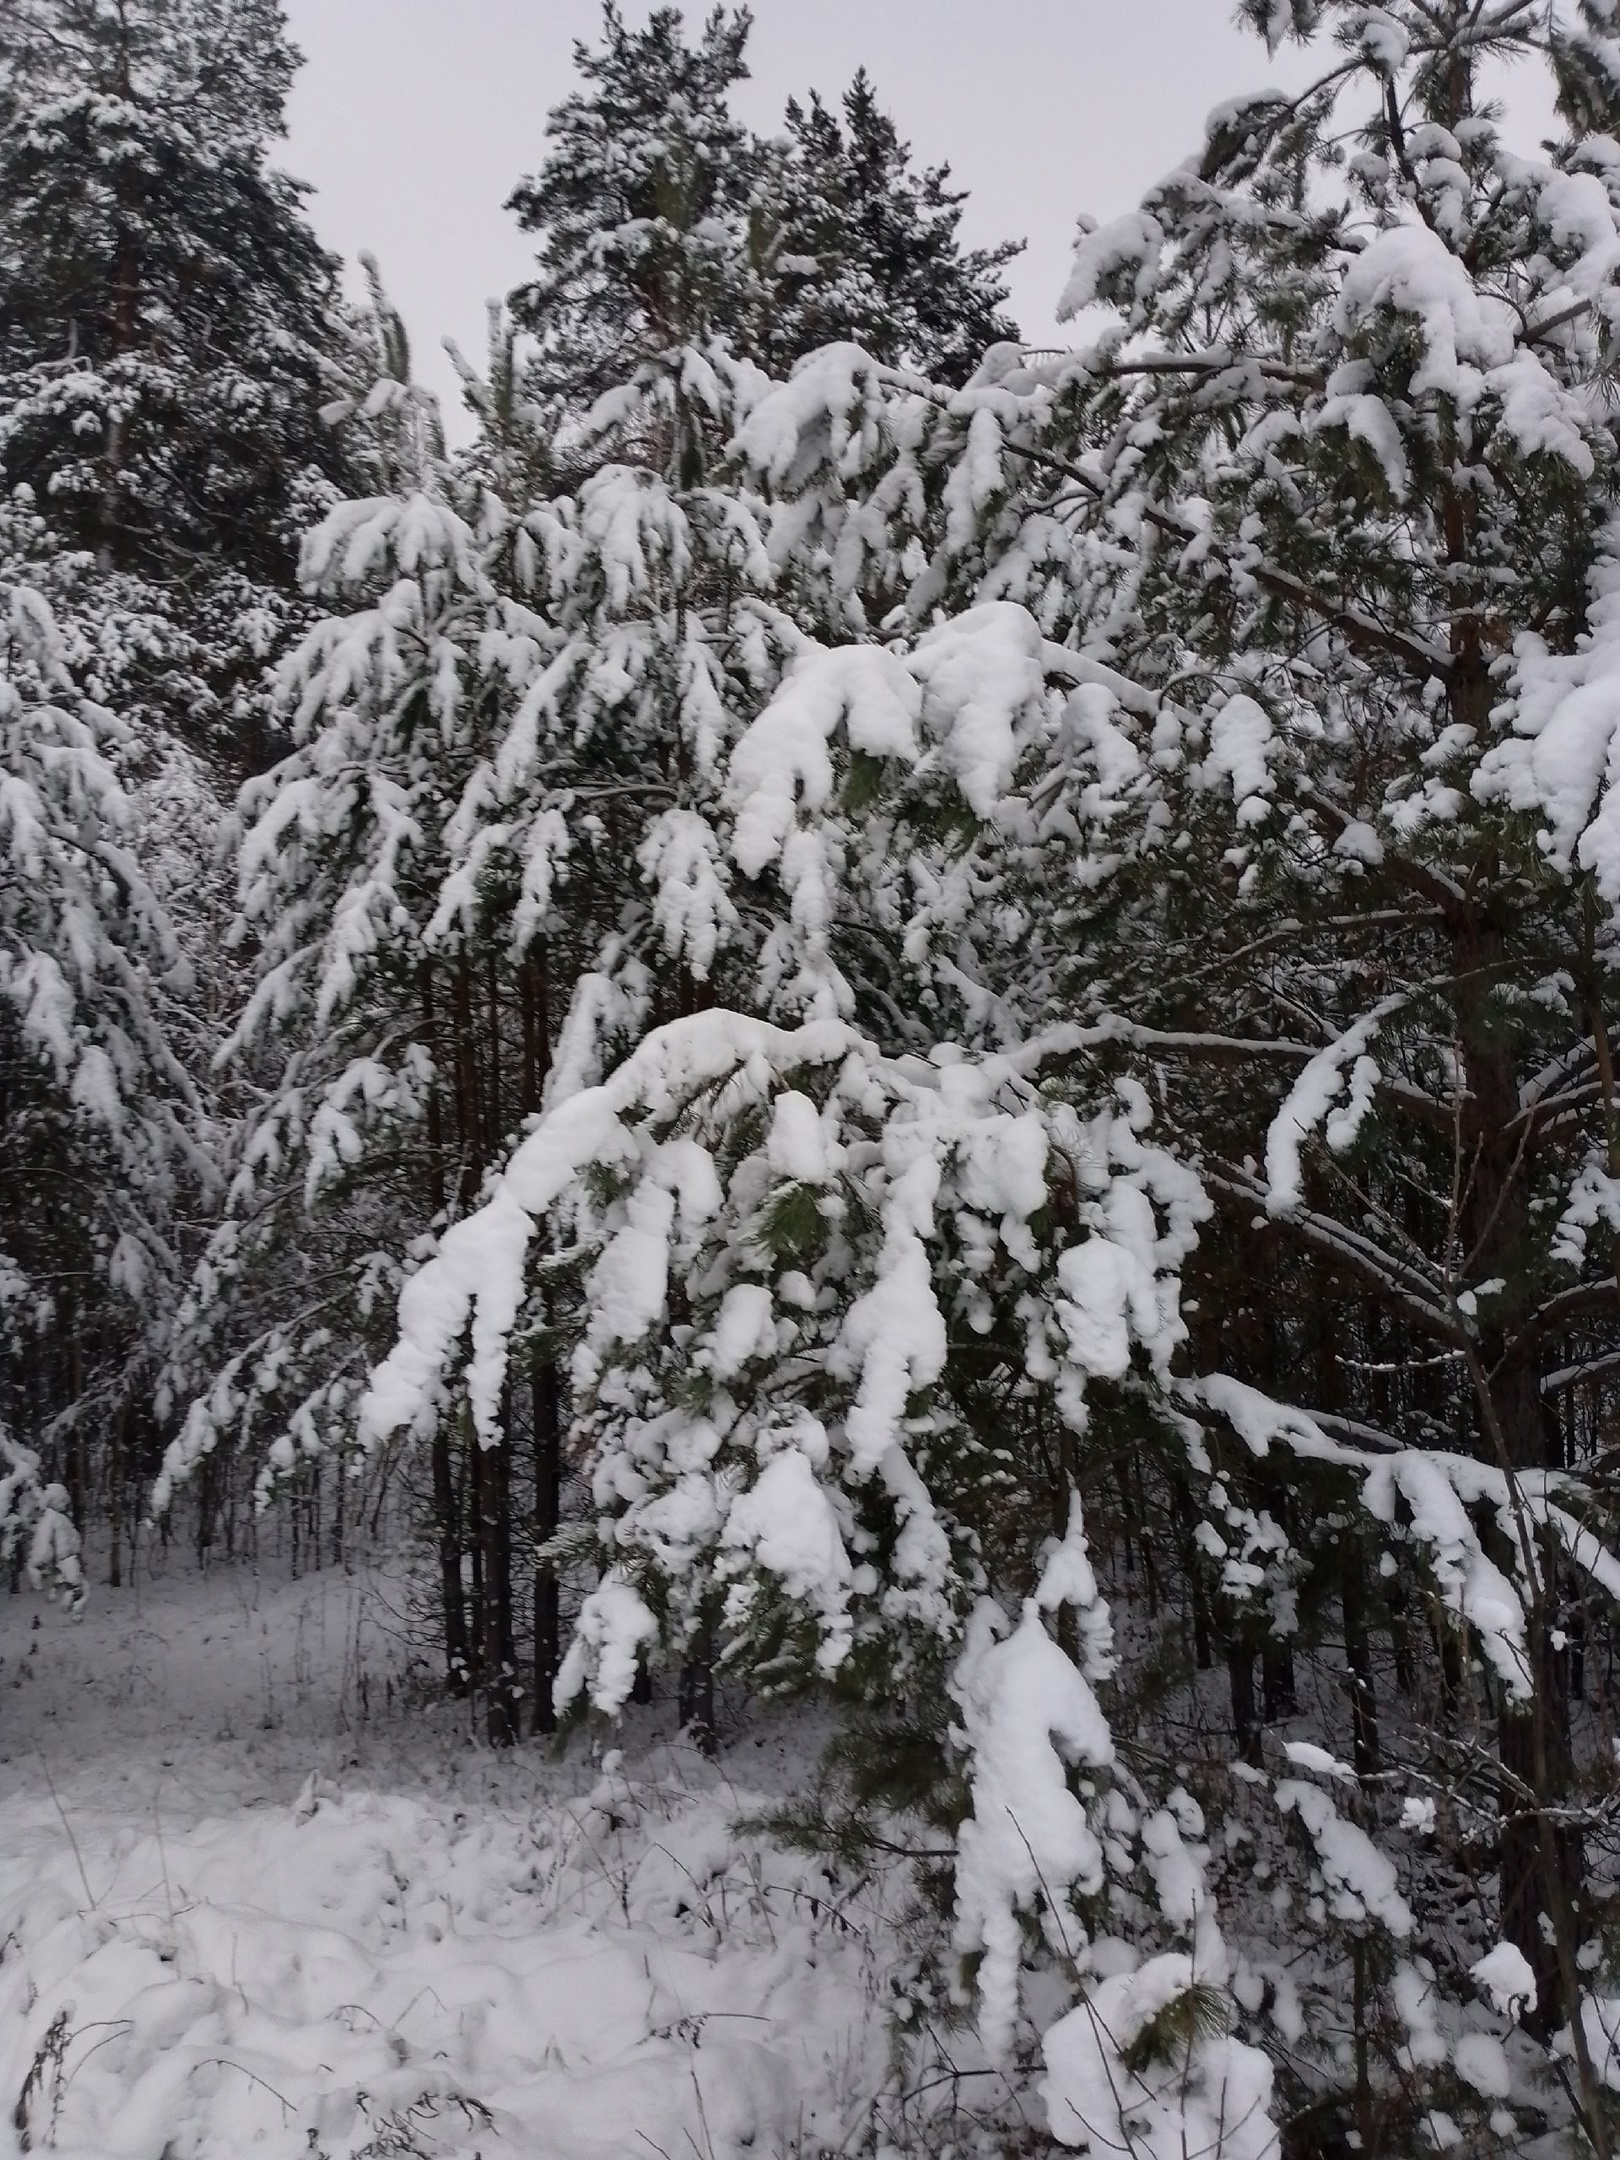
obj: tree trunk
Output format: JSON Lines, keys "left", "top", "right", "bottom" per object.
{"left": 1228, "top": 1649, "right": 1261, "bottom": 1768}
{"left": 1342, "top": 1553, "right": 1380, "bottom": 1780}
{"left": 1261, "top": 1650, "right": 1297, "bottom": 1723}
{"left": 420, "top": 962, "right": 470, "bottom": 1693}
{"left": 107, "top": 1390, "right": 126, "bottom": 1589}
{"left": 433, "top": 1422, "right": 470, "bottom": 1695}
{"left": 99, "top": 43, "right": 140, "bottom": 575}
{"left": 453, "top": 950, "right": 484, "bottom": 1209}
{"left": 466, "top": 1430, "right": 486, "bottom": 1689}
{"left": 532, "top": 1357, "right": 562, "bottom": 1736}
{"left": 520, "top": 944, "right": 562, "bottom": 1739}
{"left": 1317, "top": 1271, "right": 1379, "bottom": 1773}
{"left": 480, "top": 1424, "right": 517, "bottom": 1748}
{"left": 679, "top": 1636, "right": 717, "bottom": 1757}
{"left": 1455, "top": 911, "right": 1587, "bottom": 2048}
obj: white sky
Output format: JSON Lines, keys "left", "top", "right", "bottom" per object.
{"left": 276, "top": 2, "right": 1552, "bottom": 435}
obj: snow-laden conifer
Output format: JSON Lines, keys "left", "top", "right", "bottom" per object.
{"left": 725, "top": 0, "right": 1620, "bottom": 2100}
{"left": 0, "top": 0, "right": 349, "bottom": 577}
{"left": 0, "top": 554, "right": 201, "bottom": 1548}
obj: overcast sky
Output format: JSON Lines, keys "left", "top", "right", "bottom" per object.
{"left": 274, "top": 2, "right": 1544, "bottom": 434}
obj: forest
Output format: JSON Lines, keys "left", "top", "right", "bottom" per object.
{"left": 5, "top": 1, "right": 1620, "bottom": 2154}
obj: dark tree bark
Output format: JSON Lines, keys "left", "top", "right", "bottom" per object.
{"left": 421, "top": 961, "right": 471, "bottom": 1693}
{"left": 532, "top": 1358, "right": 562, "bottom": 1736}
{"left": 480, "top": 1424, "right": 518, "bottom": 1747}
{"left": 1228, "top": 1649, "right": 1261, "bottom": 1769}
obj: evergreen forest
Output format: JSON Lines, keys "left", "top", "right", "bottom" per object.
{"left": 8, "top": 5, "right": 1620, "bottom": 2156}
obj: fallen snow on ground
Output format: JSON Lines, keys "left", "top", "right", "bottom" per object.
{"left": 1, "top": 1545, "right": 395, "bottom": 1819}
{"left": 0, "top": 1759, "right": 901, "bottom": 2160}
{"left": 0, "top": 1555, "right": 909, "bottom": 2160}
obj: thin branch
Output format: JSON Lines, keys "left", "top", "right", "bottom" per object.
{"left": 999, "top": 438, "right": 1455, "bottom": 683}
{"left": 1205, "top": 1160, "right": 1464, "bottom": 1343}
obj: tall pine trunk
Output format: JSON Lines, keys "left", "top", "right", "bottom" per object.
{"left": 519, "top": 945, "right": 563, "bottom": 1738}
{"left": 1454, "top": 909, "right": 1585, "bottom": 2046}
{"left": 480, "top": 1417, "right": 518, "bottom": 1747}
{"left": 532, "top": 1358, "right": 562, "bottom": 1736}
{"left": 421, "top": 960, "right": 470, "bottom": 1693}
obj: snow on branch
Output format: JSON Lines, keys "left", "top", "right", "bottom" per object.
{"left": 1179, "top": 1373, "right": 1620, "bottom": 1701}
{"left": 362, "top": 1007, "right": 1208, "bottom": 1718}
{"left": 1263, "top": 993, "right": 1405, "bottom": 1215}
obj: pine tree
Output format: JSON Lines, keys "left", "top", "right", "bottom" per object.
{"left": 507, "top": 5, "right": 1022, "bottom": 409}
{"left": 771, "top": 70, "right": 1021, "bottom": 385}
{"left": 1037, "top": 5, "right": 1620, "bottom": 2054}
{"left": 165, "top": 276, "right": 793, "bottom": 1740}
{"left": 0, "top": 533, "right": 204, "bottom": 1576}
{"left": 507, "top": 5, "right": 765, "bottom": 410}
{"left": 0, "top": 0, "right": 360, "bottom": 759}
{"left": 0, "top": 0, "right": 371, "bottom": 1583}
{"left": 729, "top": 0, "right": 1620, "bottom": 2078}
{"left": 186, "top": 1, "right": 1016, "bottom": 1739}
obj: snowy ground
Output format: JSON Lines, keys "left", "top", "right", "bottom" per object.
{"left": 0, "top": 1546, "right": 948, "bottom": 2160}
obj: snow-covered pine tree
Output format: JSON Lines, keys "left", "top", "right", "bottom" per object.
{"left": 203, "top": 2, "right": 1017, "bottom": 1739}
{"left": 162, "top": 240, "right": 798, "bottom": 1740}
{"left": 155, "top": 301, "right": 499, "bottom": 1705}
{"left": 507, "top": 5, "right": 767, "bottom": 414}
{"left": 0, "top": 0, "right": 360, "bottom": 764}
{"left": 1035, "top": 1, "right": 1620, "bottom": 2058}
{"left": 507, "top": 5, "right": 1023, "bottom": 406}
{"left": 493, "top": 1, "right": 1006, "bottom": 1737}
{"left": 1, "top": 1430, "right": 85, "bottom": 1611}
{"left": 0, "top": 539, "right": 203, "bottom": 1586}
{"left": 0, "top": 0, "right": 369, "bottom": 1580}
{"left": 769, "top": 68, "right": 1022, "bottom": 386}
{"left": 726, "top": 0, "right": 1620, "bottom": 2091}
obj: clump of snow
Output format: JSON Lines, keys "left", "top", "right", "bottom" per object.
{"left": 1479, "top": 517, "right": 1620, "bottom": 902}
{"left": 1202, "top": 694, "right": 1279, "bottom": 825}
{"left": 1453, "top": 2030, "right": 1512, "bottom": 2099}
{"left": 1058, "top": 208, "right": 1165, "bottom": 322}
{"left": 361, "top": 1012, "right": 858, "bottom": 1453}
{"left": 1472, "top": 1941, "right": 1538, "bottom": 2020}
{"left": 765, "top": 1088, "right": 832, "bottom": 1183}
{"left": 719, "top": 1444, "right": 854, "bottom": 1674}
{"left": 1036, "top": 1490, "right": 1116, "bottom": 1682}
{"left": 1, "top": 1434, "right": 84, "bottom": 1614}
{"left": 908, "top": 601, "right": 1047, "bottom": 817}
{"left": 951, "top": 1598, "right": 1113, "bottom": 2059}
{"left": 1396, "top": 1958, "right": 1449, "bottom": 2070}
{"left": 1264, "top": 999, "right": 1399, "bottom": 1214}
{"left": 1275, "top": 1781, "right": 1414, "bottom": 1936}
{"left": 1281, "top": 1740, "right": 1355, "bottom": 1783}
{"left": 1042, "top": 1950, "right": 1280, "bottom": 2160}
{"left": 554, "top": 1573, "right": 660, "bottom": 1715}
{"left": 728, "top": 644, "right": 921, "bottom": 881}
{"left": 1334, "top": 222, "right": 1514, "bottom": 407}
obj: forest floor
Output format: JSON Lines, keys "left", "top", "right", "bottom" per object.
{"left": 0, "top": 1538, "right": 958, "bottom": 2160}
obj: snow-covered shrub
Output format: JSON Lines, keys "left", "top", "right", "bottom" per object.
{"left": 0, "top": 1434, "right": 84, "bottom": 1612}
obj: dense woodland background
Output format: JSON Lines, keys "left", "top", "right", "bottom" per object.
{"left": 9, "top": 2, "right": 1620, "bottom": 2153}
